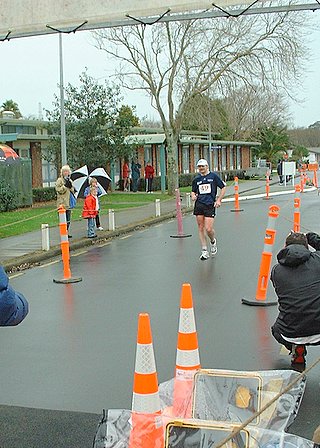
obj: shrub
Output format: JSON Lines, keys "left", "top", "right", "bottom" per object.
{"left": 32, "top": 187, "right": 56, "bottom": 202}
{"left": 0, "top": 179, "right": 19, "bottom": 211}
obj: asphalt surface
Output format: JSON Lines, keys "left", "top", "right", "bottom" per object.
{"left": 1, "top": 184, "right": 320, "bottom": 446}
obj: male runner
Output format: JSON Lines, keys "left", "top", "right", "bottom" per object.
{"left": 191, "top": 159, "right": 226, "bottom": 260}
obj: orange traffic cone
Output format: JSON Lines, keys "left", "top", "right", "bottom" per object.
{"left": 242, "top": 205, "right": 280, "bottom": 306}
{"left": 129, "top": 313, "right": 163, "bottom": 448}
{"left": 53, "top": 206, "right": 82, "bottom": 284}
{"left": 173, "top": 283, "right": 200, "bottom": 418}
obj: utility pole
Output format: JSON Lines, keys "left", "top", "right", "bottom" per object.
{"left": 59, "top": 33, "right": 67, "bottom": 166}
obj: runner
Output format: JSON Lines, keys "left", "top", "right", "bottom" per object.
{"left": 191, "top": 159, "right": 226, "bottom": 260}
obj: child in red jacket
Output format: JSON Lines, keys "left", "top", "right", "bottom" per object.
{"left": 82, "top": 186, "right": 98, "bottom": 238}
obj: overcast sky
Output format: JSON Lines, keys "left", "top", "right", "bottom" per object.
{"left": 0, "top": 22, "right": 319, "bottom": 128}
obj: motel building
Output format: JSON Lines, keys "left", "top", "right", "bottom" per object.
{"left": 0, "top": 116, "right": 260, "bottom": 188}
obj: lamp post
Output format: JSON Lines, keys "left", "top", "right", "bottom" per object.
{"left": 59, "top": 33, "right": 67, "bottom": 166}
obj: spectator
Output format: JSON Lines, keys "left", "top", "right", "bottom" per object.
{"left": 82, "top": 186, "right": 99, "bottom": 238}
{"left": 122, "top": 160, "right": 130, "bottom": 192}
{"left": 145, "top": 161, "right": 155, "bottom": 193}
{"left": 277, "top": 159, "right": 283, "bottom": 185}
{"left": 84, "top": 177, "right": 104, "bottom": 231}
{"left": 55, "top": 164, "right": 76, "bottom": 238}
{"left": 131, "top": 159, "right": 141, "bottom": 192}
{"left": 271, "top": 231, "right": 320, "bottom": 367}
{"left": 0, "top": 266, "right": 29, "bottom": 326}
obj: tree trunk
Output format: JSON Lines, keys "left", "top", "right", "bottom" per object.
{"left": 166, "top": 132, "right": 179, "bottom": 195}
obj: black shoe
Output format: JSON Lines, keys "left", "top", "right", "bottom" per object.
{"left": 88, "top": 235, "right": 97, "bottom": 239}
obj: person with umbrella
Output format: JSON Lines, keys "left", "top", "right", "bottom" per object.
{"left": 55, "top": 164, "right": 76, "bottom": 238}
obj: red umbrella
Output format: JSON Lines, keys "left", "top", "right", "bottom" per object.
{"left": 0, "top": 144, "right": 20, "bottom": 163}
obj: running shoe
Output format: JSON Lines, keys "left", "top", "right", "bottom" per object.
{"left": 210, "top": 239, "right": 217, "bottom": 256}
{"left": 97, "top": 226, "right": 104, "bottom": 231}
{"left": 291, "top": 344, "right": 307, "bottom": 366}
{"left": 200, "top": 250, "right": 210, "bottom": 260}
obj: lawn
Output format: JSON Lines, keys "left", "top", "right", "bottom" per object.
{"left": 0, "top": 191, "right": 170, "bottom": 239}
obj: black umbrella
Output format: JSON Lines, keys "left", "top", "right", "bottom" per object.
{"left": 71, "top": 165, "right": 111, "bottom": 198}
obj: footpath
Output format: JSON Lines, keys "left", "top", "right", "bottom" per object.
{"left": 0, "top": 178, "right": 306, "bottom": 271}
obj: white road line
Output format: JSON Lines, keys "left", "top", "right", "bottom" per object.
{"left": 39, "top": 260, "right": 60, "bottom": 268}
{"left": 154, "top": 224, "right": 163, "bottom": 228}
{"left": 98, "top": 242, "right": 111, "bottom": 247}
{"left": 120, "top": 234, "right": 132, "bottom": 240}
{"left": 9, "top": 272, "right": 25, "bottom": 279}
{"left": 71, "top": 250, "right": 88, "bottom": 257}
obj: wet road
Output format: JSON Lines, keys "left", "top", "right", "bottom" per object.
{"left": 1, "top": 189, "right": 320, "bottom": 439}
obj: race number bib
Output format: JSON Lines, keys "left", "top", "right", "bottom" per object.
{"left": 199, "top": 183, "right": 211, "bottom": 194}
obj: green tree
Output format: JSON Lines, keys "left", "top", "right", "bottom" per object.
{"left": 45, "top": 71, "right": 139, "bottom": 170}
{"left": 254, "top": 125, "right": 291, "bottom": 165}
{"left": 292, "top": 145, "right": 309, "bottom": 161}
{"left": 1, "top": 99, "right": 22, "bottom": 118}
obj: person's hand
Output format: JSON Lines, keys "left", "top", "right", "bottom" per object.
{"left": 64, "top": 178, "right": 72, "bottom": 189}
{"left": 215, "top": 198, "right": 222, "bottom": 208}
{"left": 191, "top": 193, "right": 197, "bottom": 201}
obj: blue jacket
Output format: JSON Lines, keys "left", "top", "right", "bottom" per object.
{"left": 0, "top": 266, "right": 29, "bottom": 326}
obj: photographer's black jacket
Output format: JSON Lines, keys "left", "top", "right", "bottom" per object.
{"left": 271, "top": 232, "right": 320, "bottom": 338}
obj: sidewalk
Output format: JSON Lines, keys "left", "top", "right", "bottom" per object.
{"left": 0, "top": 178, "right": 301, "bottom": 269}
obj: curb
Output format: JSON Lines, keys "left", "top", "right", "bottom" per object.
{"left": 3, "top": 210, "right": 178, "bottom": 272}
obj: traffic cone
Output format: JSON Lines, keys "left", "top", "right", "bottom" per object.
{"left": 173, "top": 283, "right": 200, "bottom": 417}
{"left": 242, "top": 205, "right": 280, "bottom": 306}
{"left": 263, "top": 170, "right": 271, "bottom": 201}
{"left": 230, "top": 177, "right": 244, "bottom": 212}
{"left": 53, "top": 206, "right": 82, "bottom": 284}
{"left": 293, "top": 185, "right": 301, "bottom": 232}
{"left": 129, "top": 313, "right": 163, "bottom": 448}
{"left": 170, "top": 189, "right": 192, "bottom": 238}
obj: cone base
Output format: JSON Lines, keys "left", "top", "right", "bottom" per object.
{"left": 262, "top": 197, "right": 271, "bottom": 201}
{"left": 241, "top": 297, "right": 277, "bottom": 306}
{"left": 230, "top": 209, "right": 244, "bottom": 212}
{"left": 53, "top": 277, "right": 83, "bottom": 284}
{"left": 170, "top": 234, "right": 192, "bottom": 238}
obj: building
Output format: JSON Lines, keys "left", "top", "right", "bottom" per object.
{"left": 0, "top": 116, "right": 56, "bottom": 188}
{"left": 0, "top": 118, "right": 260, "bottom": 188}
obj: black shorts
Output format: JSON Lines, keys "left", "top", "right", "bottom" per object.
{"left": 193, "top": 201, "right": 216, "bottom": 217}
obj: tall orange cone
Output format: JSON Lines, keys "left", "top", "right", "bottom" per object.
{"left": 53, "top": 206, "right": 82, "bottom": 284}
{"left": 293, "top": 185, "right": 301, "bottom": 232}
{"left": 230, "top": 176, "right": 244, "bottom": 212}
{"left": 242, "top": 205, "right": 280, "bottom": 306}
{"left": 173, "top": 283, "right": 200, "bottom": 417}
{"left": 129, "top": 313, "right": 163, "bottom": 448}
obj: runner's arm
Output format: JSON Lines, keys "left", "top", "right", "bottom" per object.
{"left": 191, "top": 179, "right": 198, "bottom": 201}
{"left": 215, "top": 186, "right": 226, "bottom": 207}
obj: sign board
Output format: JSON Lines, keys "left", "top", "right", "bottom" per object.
{"left": 282, "top": 161, "right": 296, "bottom": 186}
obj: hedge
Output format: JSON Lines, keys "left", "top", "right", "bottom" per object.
{"left": 33, "top": 187, "right": 57, "bottom": 202}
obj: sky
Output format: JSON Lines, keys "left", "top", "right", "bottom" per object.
{"left": 0, "top": 21, "right": 319, "bottom": 129}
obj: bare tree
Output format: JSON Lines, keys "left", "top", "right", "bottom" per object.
{"left": 95, "top": 12, "right": 309, "bottom": 193}
{"left": 224, "top": 85, "right": 291, "bottom": 140}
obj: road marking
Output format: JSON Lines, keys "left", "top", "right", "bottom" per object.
{"left": 9, "top": 272, "right": 25, "bottom": 279}
{"left": 154, "top": 224, "right": 163, "bottom": 228}
{"left": 120, "top": 234, "right": 132, "bottom": 240}
{"left": 71, "top": 250, "right": 88, "bottom": 257}
{"left": 98, "top": 242, "right": 111, "bottom": 247}
{"left": 39, "top": 260, "right": 60, "bottom": 268}
{"left": 280, "top": 345, "right": 290, "bottom": 356}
